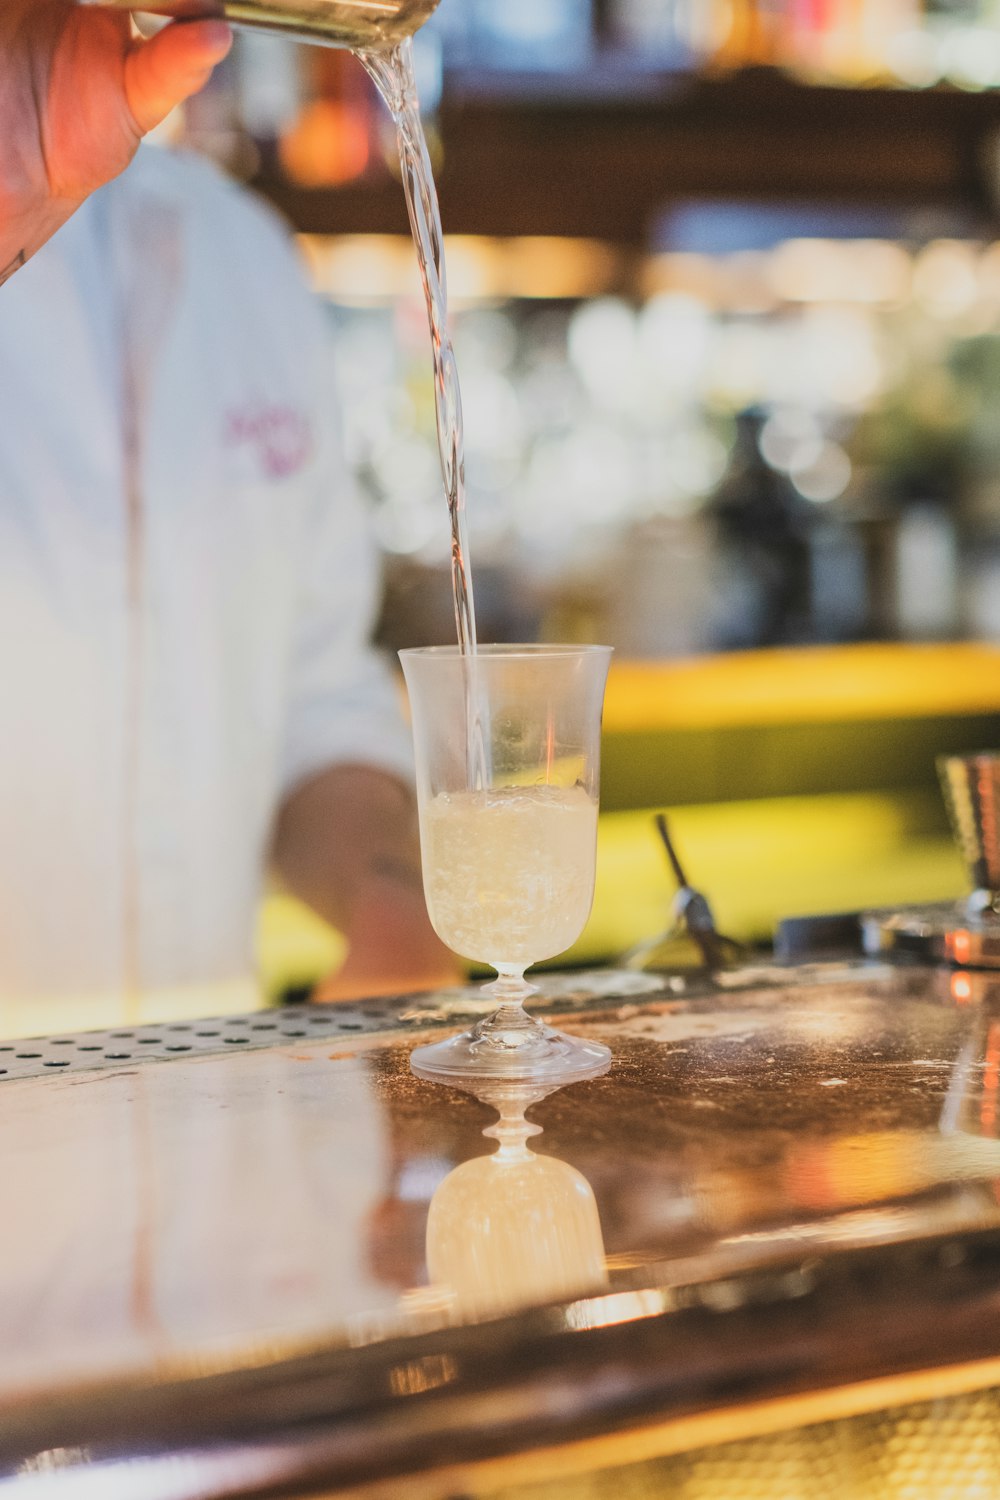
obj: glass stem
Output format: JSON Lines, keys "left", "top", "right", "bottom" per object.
{"left": 476, "top": 966, "right": 541, "bottom": 1043}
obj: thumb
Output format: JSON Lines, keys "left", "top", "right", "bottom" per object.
{"left": 124, "top": 18, "right": 232, "bottom": 135}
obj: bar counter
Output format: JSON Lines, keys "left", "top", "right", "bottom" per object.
{"left": 6, "top": 961, "right": 1000, "bottom": 1497}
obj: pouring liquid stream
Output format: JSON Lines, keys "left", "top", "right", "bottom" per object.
{"left": 360, "top": 41, "right": 488, "bottom": 788}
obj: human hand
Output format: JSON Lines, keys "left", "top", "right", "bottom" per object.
{"left": 1, "top": 0, "right": 231, "bottom": 280}
{"left": 312, "top": 927, "right": 464, "bottom": 1005}
{"left": 273, "top": 765, "right": 466, "bottom": 1005}
{"left": 309, "top": 863, "right": 465, "bottom": 1004}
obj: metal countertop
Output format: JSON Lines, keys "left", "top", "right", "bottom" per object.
{"left": 5, "top": 962, "right": 1000, "bottom": 1497}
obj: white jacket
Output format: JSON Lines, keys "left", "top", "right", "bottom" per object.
{"left": 0, "top": 145, "right": 411, "bottom": 1026}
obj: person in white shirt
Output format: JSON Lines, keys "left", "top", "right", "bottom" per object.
{"left": 0, "top": 0, "right": 458, "bottom": 1021}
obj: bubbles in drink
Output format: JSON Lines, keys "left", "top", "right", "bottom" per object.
{"left": 419, "top": 785, "right": 599, "bottom": 967}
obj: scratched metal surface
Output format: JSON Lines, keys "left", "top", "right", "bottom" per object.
{"left": 5, "top": 961, "right": 1000, "bottom": 1496}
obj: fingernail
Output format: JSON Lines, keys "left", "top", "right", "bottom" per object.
{"left": 196, "top": 18, "right": 234, "bottom": 53}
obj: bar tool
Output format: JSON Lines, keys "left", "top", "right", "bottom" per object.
{"left": 79, "top": 0, "right": 442, "bottom": 50}
{"left": 625, "top": 813, "right": 745, "bottom": 974}
{"left": 863, "top": 752, "right": 1000, "bottom": 968}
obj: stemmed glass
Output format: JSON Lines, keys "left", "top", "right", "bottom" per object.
{"left": 399, "top": 644, "right": 613, "bottom": 1083}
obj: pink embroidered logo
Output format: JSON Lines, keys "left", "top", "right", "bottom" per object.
{"left": 224, "top": 403, "right": 312, "bottom": 480}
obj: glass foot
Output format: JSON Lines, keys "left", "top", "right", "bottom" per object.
{"left": 410, "top": 1019, "right": 611, "bottom": 1084}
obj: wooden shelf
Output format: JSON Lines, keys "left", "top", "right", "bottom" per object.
{"left": 253, "top": 68, "right": 1000, "bottom": 245}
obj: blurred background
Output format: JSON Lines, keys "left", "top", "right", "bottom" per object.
{"left": 173, "top": 0, "right": 1000, "bottom": 657}
{"left": 161, "top": 1, "right": 1000, "bottom": 986}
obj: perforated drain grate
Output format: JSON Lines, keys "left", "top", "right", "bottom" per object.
{"left": 0, "top": 1001, "right": 418, "bottom": 1082}
{"left": 0, "top": 971, "right": 683, "bottom": 1084}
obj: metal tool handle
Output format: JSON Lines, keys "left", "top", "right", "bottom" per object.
{"left": 78, "top": 0, "right": 442, "bottom": 50}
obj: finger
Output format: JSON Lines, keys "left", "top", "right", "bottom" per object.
{"left": 124, "top": 17, "right": 232, "bottom": 135}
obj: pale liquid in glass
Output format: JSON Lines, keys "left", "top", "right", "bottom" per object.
{"left": 420, "top": 785, "right": 599, "bottom": 968}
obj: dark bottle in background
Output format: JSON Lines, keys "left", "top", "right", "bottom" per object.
{"left": 707, "top": 408, "right": 815, "bottom": 650}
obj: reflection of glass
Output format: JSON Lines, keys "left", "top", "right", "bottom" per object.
{"left": 421, "top": 1077, "right": 608, "bottom": 1319}
{"left": 400, "top": 645, "right": 613, "bottom": 1083}
{"left": 940, "top": 971, "right": 1000, "bottom": 1143}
